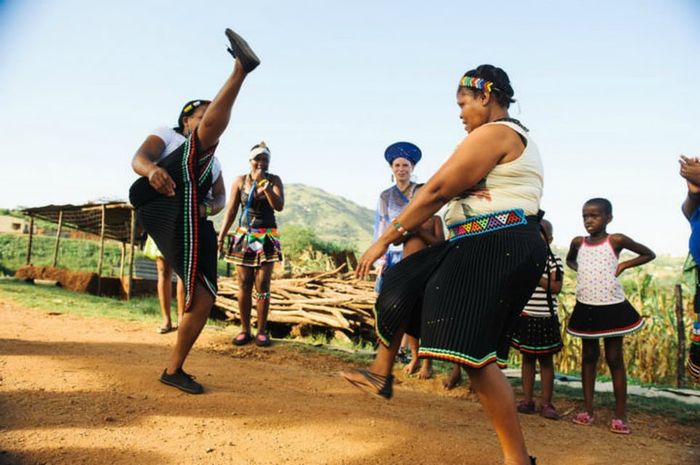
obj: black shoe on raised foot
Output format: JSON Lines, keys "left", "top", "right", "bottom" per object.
{"left": 160, "top": 368, "right": 204, "bottom": 394}
{"left": 530, "top": 457, "right": 537, "bottom": 465}
{"left": 225, "top": 28, "right": 260, "bottom": 72}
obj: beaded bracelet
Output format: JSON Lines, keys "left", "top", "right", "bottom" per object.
{"left": 391, "top": 219, "right": 410, "bottom": 236}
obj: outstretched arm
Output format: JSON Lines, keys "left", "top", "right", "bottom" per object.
{"left": 356, "top": 125, "right": 520, "bottom": 277}
{"left": 566, "top": 237, "right": 583, "bottom": 272}
{"left": 610, "top": 234, "right": 655, "bottom": 276}
{"left": 197, "top": 60, "right": 248, "bottom": 151}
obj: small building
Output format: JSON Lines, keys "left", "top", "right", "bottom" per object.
{"left": 0, "top": 215, "right": 33, "bottom": 234}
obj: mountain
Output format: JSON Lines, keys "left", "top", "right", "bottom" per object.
{"left": 277, "top": 184, "right": 374, "bottom": 250}
{"left": 212, "top": 183, "right": 374, "bottom": 251}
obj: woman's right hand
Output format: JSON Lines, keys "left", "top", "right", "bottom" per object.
{"left": 356, "top": 241, "right": 389, "bottom": 279}
{"left": 148, "top": 166, "right": 176, "bottom": 196}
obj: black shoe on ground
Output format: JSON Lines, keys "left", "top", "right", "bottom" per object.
{"left": 225, "top": 28, "right": 260, "bottom": 72}
{"left": 160, "top": 368, "right": 204, "bottom": 394}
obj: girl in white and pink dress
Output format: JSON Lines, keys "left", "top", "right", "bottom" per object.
{"left": 566, "top": 198, "right": 655, "bottom": 435}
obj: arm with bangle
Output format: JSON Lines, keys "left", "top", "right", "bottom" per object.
{"left": 200, "top": 174, "right": 226, "bottom": 218}
{"left": 355, "top": 125, "right": 512, "bottom": 278}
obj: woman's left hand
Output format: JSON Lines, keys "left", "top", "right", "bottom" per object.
{"left": 356, "top": 241, "right": 389, "bottom": 278}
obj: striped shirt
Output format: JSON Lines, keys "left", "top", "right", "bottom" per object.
{"left": 521, "top": 255, "right": 563, "bottom": 318}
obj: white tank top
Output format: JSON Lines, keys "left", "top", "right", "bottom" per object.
{"left": 444, "top": 121, "right": 543, "bottom": 225}
{"left": 575, "top": 237, "right": 626, "bottom": 305}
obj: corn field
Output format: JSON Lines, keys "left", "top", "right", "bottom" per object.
{"left": 536, "top": 268, "right": 698, "bottom": 387}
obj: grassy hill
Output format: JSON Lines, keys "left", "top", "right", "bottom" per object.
{"left": 212, "top": 183, "right": 374, "bottom": 251}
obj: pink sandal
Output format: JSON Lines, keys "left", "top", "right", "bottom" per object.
{"left": 610, "top": 418, "right": 631, "bottom": 434}
{"left": 572, "top": 411, "right": 594, "bottom": 426}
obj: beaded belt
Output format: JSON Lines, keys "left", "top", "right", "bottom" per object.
{"left": 447, "top": 208, "right": 527, "bottom": 241}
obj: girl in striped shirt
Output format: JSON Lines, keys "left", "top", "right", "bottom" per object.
{"left": 511, "top": 219, "right": 563, "bottom": 420}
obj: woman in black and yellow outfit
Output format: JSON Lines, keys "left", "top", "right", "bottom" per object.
{"left": 219, "top": 142, "right": 284, "bottom": 347}
{"left": 343, "top": 65, "right": 544, "bottom": 465}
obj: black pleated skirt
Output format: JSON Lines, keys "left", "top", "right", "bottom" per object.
{"left": 375, "top": 219, "right": 546, "bottom": 368}
{"left": 566, "top": 300, "right": 644, "bottom": 339}
{"left": 510, "top": 314, "right": 563, "bottom": 355}
{"left": 129, "top": 129, "right": 218, "bottom": 310}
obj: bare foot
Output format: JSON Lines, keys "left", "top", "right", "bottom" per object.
{"left": 443, "top": 364, "right": 462, "bottom": 390}
{"left": 417, "top": 360, "right": 433, "bottom": 380}
{"left": 403, "top": 358, "right": 420, "bottom": 375}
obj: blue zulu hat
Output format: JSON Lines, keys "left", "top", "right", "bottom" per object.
{"left": 384, "top": 141, "right": 422, "bottom": 166}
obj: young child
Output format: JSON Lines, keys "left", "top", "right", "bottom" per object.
{"left": 679, "top": 155, "right": 700, "bottom": 380}
{"left": 512, "top": 219, "right": 563, "bottom": 420}
{"left": 399, "top": 191, "right": 445, "bottom": 379}
{"left": 566, "top": 198, "right": 655, "bottom": 434}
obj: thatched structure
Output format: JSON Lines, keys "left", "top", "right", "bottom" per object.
{"left": 21, "top": 202, "right": 142, "bottom": 298}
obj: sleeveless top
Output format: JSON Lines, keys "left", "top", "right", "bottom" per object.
{"left": 374, "top": 182, "right": 418, "bottom": 263}
{"left": 150, "top": 126, "right": 223, "bottom": 201}
{"left": 575, "top": 237, "right": 626, "bottom": 305}
{"left": 239, "top": 174, "right": 277, "bottom": 229}
{"left": 443, "top": 121, "right": 543, "bottom": 225}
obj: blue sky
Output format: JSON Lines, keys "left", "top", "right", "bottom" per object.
{"left": 1, "top": 0, "right": 699, "bottom": 255}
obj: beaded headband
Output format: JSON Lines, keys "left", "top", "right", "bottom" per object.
{"left": 459, "top": 76, "right": 496, "bottom": 92}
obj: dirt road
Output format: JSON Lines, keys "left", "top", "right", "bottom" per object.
{"left": 0, "top": 300, "right": 698, "bottom": 465}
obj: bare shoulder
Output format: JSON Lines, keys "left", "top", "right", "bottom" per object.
{"left": 231, "top": 175, "right": 244, "bottom": 187}
{"left": 608, "top": 233, "right": 632, "bottom": 246}
{"left": 570, "top": 236, "right": 584, "bottom": 247}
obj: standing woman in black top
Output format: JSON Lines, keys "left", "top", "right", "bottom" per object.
{"left": 219, "top": 142, "right": 284, "bottom": 347}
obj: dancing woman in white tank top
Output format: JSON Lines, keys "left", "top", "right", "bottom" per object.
{"left": 566, "top": 198, "right": 655, "bottom": 435}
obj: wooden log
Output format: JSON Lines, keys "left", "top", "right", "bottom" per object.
{"left": 301, "top": 264, "right": 347, "bottom": 283}
{"left": 675, "top": 284, "right": 686, "bottom": 389}
{"left": 97, "top": 204, "right": 106, "bottom": 276}
{"left": 119, "top": 242, "right": 126, "bottom": 278}
{"left": 26, "top": 216, "right": 34, "bottom": 265}
{"left": 52, "top": 210, "right": 63, "bottom": 267}
{"left": 274, "top": 284, "right": 326, "bottom": 298}
{"left": 126, "top": 208, "right": 136, "bottom": 300}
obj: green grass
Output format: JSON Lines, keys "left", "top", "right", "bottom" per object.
{"left": 0, "top": 278, "right": 163, "bottom": 323}
{"left": 0, "top": 233, "right": 126, "bottom": 276}
{"left": 508, "top": 378, "right": 700, "bottom": 424}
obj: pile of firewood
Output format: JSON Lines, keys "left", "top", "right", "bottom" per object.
{"left": 215, "top": 266, "right": 377, "bottom": 338}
